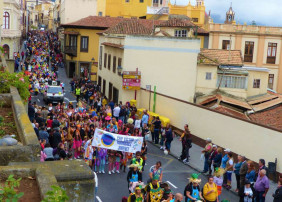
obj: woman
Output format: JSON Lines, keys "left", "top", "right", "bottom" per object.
{"left": 213, "top": 148, "right": 222, "bottom": 171}
{"left": 225, "top": 152, "right": 234, "bottom": 190}
{"left": 234, "top": 155, "right": 243, "bottom": 192}
{"left": 203, "top": 176, "right": 218, "bottom": 202}
{"left": 246, "top": 161, "right": 256, "bottom": 185}
{"left": 184, "top": 173, "right": 204, "bottom": 202}
{"left": 43, "top": 143, "right": 54, "bottom": 161}
{"left": 56, "top": 143, "right": 67, "bottom": 160}
{"left": 238, "top": 180, "right": 255, "bottom": 202}
{"left": 273, "top": 175, "right": 282, "bottom": 202}
{"left": 73, "top": 127, "right": 82, "bottom": 159}
{"left": 208, "top": 145, "right": 218, "bottom": 175}
{"left": 127, "top": 164, "right": 142, "bottom": 193}
{"left": 128, "top": 185, "right": 144, "bottom": 202}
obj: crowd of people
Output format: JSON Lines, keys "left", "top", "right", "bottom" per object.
{"left": 24, "top": 31, "right": 281, "bottom": 202}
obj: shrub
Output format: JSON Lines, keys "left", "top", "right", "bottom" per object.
{"left": 42, "top": 185, "right": 69, "bottom": 202}
{"left": 0, "top": 175, "right": 24, "bottom": 201}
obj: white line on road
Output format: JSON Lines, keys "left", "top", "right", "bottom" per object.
{"left": 96, "top": 196, "right": 102, "bottom": 202}
{"left": 37, "top": 99, "right": 40, "bottom": 102}
{"left": 166, "top": 181, "right": 178, "bottom": 189}
{"left": 64, "top": 97, "right": 70, "bottom": 102}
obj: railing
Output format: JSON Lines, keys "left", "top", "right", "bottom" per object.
{"left": 147, "top": 6, "right": 169, "bottom": 15}
{"left": 64, "top": 46, "right": 77, "bottom": 57}
{"left": 2, "top": 29, "right": 22, "bottom": 38}
{"left": 267, "top": 56, "right": 276, "bottom": 64}
{"left": 244, "top": 55, "right": 253, "bottom": 63}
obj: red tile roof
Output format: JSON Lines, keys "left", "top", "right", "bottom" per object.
{"left": 214, "top": 105, "right": 248, "bottom": 120}
{"left": 103, "top": 20, "right": 153, "bottom": 35}
{"left": 198, "top": 49, "right": 243, "bottom": 66}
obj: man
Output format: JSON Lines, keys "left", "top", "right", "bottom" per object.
{"left": 119, "top": 105, "right": 126, "bottom": 123}
{"left": 28, "top": 102, "right": 35, "bottom": 122}
{"left": 149, "top": 161, "right": 163, "bottom": 183}
{"left": 113, "top": 104, "right": 120, "bottom": 120}
{"left": 34, "top": 123, "right": 39, "bottom": 138}
{"left": 35, "top": 112, "right": 44, "bottom": 127}
{"left": 109, "top": 100, "right": 115, "bottom": 112}
{"left": 41, "top": 107, "right": 49, "bottom": 122}
{"left": 259, "top": 159, "right": 268, "bottom": 174}
{"left": 38, "top": 127, "right": 49, "bottom": 144}
{"left": 146, "top": 177, "right": 163, "bottom": 202}
{"left": 153, "top": 117, "right": 162, "bottom": 144}
{"left": 254, "top": 169, "right": 269, "bottom": 202}
{"left": 50, "top": 128, "right": 61, "bottom": 149}
{"left": 75, "top": 86, "right": 81, "bottom": 102}
{"left": 52, "top": 116, "right": 60, "bottom": 129}
{"left": 201, "top": 138, "right": 212, "bottom": 173}
{"left": 171, "top": 193, "right": 183, "bottom": 202}
{"left": 131, "top": 151, "right": 144, "bottom": 172}
{"left": 141, "top": 110, "right": 149, "bottom": 128}
{"left": 239, "top": 156, "right": 248, "bottom": 187}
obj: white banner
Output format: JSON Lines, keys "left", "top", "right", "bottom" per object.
{"left": 92, "top": 128, "right": 143, "bottom": 153}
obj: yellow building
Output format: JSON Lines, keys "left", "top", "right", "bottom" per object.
{"left": 35, "top": 1, "right": 54, "bottom": 29}
{"left": 98, "top": 0, "right": 206, "bottom": 26}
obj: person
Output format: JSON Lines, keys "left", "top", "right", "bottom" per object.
{"left": 221, "top": 148, "right": 231, "bottom": 187}
{"left": 225, "top": 152, "right": 234, "bottom": 190}
{"left": 179, "top": 124, "right": 192, "bottom": 164}
{"left": 141, "top": 110, "right": 149, "bottom": 128}
{"left": 56, "top": 143, "right": 67, "bottom": 160}
{"left": 239, "top": 180, "right": 255, "bottom": 202}
{"left": 234, "top": 155, "right": 243, "bottom": 192}
{"left": 149, "top": 161, "right": 163, "bottom": 183}
{"left": 145, "top": 176, "right": 163, "bottom": 202}
{"left": 184, "top": 173, "right": 204, "bottom": 202}
{"left": 127, "top": 164, "right": 142, "bottom": 193}
{"left": 97, "top": 148, "right": 107, "bottom": 174}
{"left": 254, "top": 169, "right": 269, "bottom": 202}
{"left": 39, "top": 126, "right": 49, "bottom": 144}
{"left": 50, "top": 128, "right": 61, "bottom": 149}
{"left": 113, "top": 104, "right": 120, "bottom": 120}
{"left": 212, "top": 147, "right": 222, "bottom": 172}
{"left": 208, "top": 145, "right": 218, "bottom": 175}
{"left": 258, "top": 159, "right": 267, "bottom": 175}
{"left": 201, "top": 138, "right": 213, "bottom": 174}
{"left": 246, "top": 161, "right": 256, "bottom": 186}
{"left": 171, "top": 193, "right": 183, "bottom": 202}
{"left": 43, "top": 143, "right": 54, "bottom": 161}
{"left": 153, "top": 117, "right": 161, "bottom": 144}
{"left": 131, "top": 151, "right": 144, "bottom": 173}
{"left": 203, "top": 176, "right": 218, "bottom": 202}
{"left": 128, "top": 185, "right": 144, "bottom": 202}
{"left": 240, "top": 156, "right": 248, "bottom": 187}
{"left": 75, "top": 86, "right": 81, "bottom": 102}
{"left": 272, "top": 174, "right": 282, "bottom": 202}
{"left": 213, "top": 168, "right": 224, "bottom": 199}
{"left": 28, "top": 101, "right": 35, "bottom": 121}
{"left": 164, "top": 124, "right": 173, "bottom": 153}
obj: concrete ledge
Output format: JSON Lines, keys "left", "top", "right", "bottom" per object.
{"left": 0, "top": 167, "right": 34, "bottom": 180}
{"left": 36, "top": 168, "right": 59, "bottom": 199}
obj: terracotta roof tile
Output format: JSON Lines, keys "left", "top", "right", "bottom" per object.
{"left": 214, "top": 105, "right": 248, "bottom": 120}
{"left": 104, "top": 20, "right": 153, "bottom": 35}
{"left": 198, "top": 49, "right": 243, "bottom": 66}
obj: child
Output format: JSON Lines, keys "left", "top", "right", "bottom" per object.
{"left": 214, "top": 168, "right": 224, "bottom": 199}
{"left": 97, "top": 148, "right": 107, "bottom": 174}
{"left": 108, "top": 150, "right": 116, "bottom": 175}
{"left": 115, "top": 151, "right": 123, "bottom": 174}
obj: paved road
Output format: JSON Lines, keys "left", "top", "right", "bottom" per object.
{"left": 96, "top": 142, "right": 239, "bottom": 202}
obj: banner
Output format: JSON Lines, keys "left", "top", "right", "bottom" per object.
{"left": 92, "top": 128, "right": 143, "bottom": 153}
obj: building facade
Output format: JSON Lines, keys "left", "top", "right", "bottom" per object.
{"left": 35, "top": 1, "right": 54, "bottom": 30}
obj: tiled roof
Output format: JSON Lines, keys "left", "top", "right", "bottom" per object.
{"left": 198, "top": 49, "right": 243, "bottom": 66}
{"left": 249, "top": 105, "right": 282, "bottom": 131}
{"left": 154, "top": 30, "right": 171, "bottom": 37}
{"left": 103, "top": 20, "right": 153, "bottom": 35}
{"left": 214, "top": 106, "right": 248, "bottom": 120}
{"left": 101, "top": 42, "right": 124, "bottom": 49}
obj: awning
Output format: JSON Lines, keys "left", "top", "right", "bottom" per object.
{"left": 63, "top": 31, "right": 79, "bottom": 35}
{"left": 101, "top": 42, "right": 124, "bottom": 49}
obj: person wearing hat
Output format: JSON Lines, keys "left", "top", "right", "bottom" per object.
{"left": 184, "top": 173, "right": 204, "bottom": 202}
{"left": 207, "top": 145, "right": 218, "bottom": 175}
{"left": 221, "top": 148, "right": 231, "bottom": 187}
{"left": 145, "top": 176, "right": 163, "bottom": 202}
{"left": 127, "top": 164, "right": 142, "bottom": 193}
{"left": 201, "top": 138, "right": 213, "bottom": 174}
{"left": 238, "top": 180, "right": 255, "bottom": 202}
{"left": 128, "top": 184, "right": 145, "bottom": 202}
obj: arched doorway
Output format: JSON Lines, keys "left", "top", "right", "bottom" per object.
{"left": 3, "top": 44, "right": 9, "bottom": 59}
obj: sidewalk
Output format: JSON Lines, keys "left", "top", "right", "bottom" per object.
{"left": 149, "top": 135, "right": 277, "bottom": 202}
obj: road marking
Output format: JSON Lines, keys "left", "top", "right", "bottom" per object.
{"left": 166, "top": 181, "right": 178, "bottom": 189}
{"left": 64, "top": 97, "right": 70, "bottom": 102}
{"left": 96, "top": 196, "right": 102, "bottom": 202}
{"left": 37, "top": 99, "right": 40, "bottom": 102}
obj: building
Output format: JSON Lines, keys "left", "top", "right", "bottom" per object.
{"left": 1, "top": 0, "right": 22, "bottom": 63}
{"left": 98, "top": 0, "right": 206, "bottom": 26}
{"left": 208, "top": 6, "right": 282, "bottom": 94}
{"left": 52, "top": 0, "right": 60, "bottom": 32}
{"left": 196, "top": 49, "right": 269, "bottom": 99}
{"left": 26, "top": 2, "right": 39, "bottom": 30}
{"left": 98, "top": 20, "right": 200, "bottom": 103}
{"left": 35, "top": 1, "right": 54, "bottom": 29}
{"left": 0, "top": 0, "right": 3, "bottom": 43}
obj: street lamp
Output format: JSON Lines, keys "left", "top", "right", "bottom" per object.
{"left": 117, "top": 65, "right": 123, "bottom": 75}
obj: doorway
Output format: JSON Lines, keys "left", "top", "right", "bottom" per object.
{"left": 113, "top": 87, "right": 119, "bottom": 104}
{"left": 102, "top": 79, "right": 106, "bottom": 95}
{"left": 69, "top": 62, "right": 76, "bottom": 78}
{"left": 98, "top": 76, "right": 102, "bottom": 89}
{"left": 108, "top": 82, "right": 113, "bottom": 101}
{"left": 80, "top": 63, "right": 90, "bottom": 79}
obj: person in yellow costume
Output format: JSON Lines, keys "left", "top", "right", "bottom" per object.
{"left": 128, "top": 185, "right": 144, "bottom": 202}
{"left": 145, "top": 176, "right": 163, "bottom": 202}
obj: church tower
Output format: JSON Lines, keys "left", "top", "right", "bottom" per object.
{"left": 196, "top": 0, "right": 204, "bottom": 7}
{"left": 225, "top": 4, "right": 235, "bottom": 24}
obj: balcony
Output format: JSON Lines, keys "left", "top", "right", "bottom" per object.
{"left": 2, "top": 29, "right": 22, "bottom": 38}
{"left": 64, "top": 46, "right": 77, "bottom": 57}
{"left": 244, "top": 55, "right": 253, "bottom": 63}
{"left": 267, "top": 56, "right": 276, "bottom": 64}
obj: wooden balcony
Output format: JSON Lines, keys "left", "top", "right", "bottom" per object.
{"left": 64, "top": 46, "right": 77, "bottom": 57}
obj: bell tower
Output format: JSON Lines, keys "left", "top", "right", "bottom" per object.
{"left": 196, "top": 0, "right": 204, "bottom": 7}
{"left": 225, "top": 3, "right": 235, "bottom": 24}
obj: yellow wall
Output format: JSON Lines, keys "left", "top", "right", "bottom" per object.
{"left": 65, "top": 28, "right": 100, "bottom": 81}
{"left": 137, "top": 88, "right": 282, "bottom": 172}
{"left": 247, "top": 70, "right": 269, "bottom": 97}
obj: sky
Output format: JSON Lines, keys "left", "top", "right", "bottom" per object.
{"left": 170, "top": 0, "right": 282, "bottom": 26}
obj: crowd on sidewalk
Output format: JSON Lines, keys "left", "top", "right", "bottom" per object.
{"left": 24, "top": 31, "right": 281, "bottom": 202}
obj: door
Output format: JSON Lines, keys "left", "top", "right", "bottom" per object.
{"left": 69, "top": 62, "right": 76, "bottom": 78}
{"left": 108, "top": 82, "right": 113, "bottom": 101}
{"left": 98, "top": 76, "right": 102, "bottom": 89}
{"left": 113, "top": 87, "right": 119, "bottom": 104}
{"left": 102, "top": 79, "right": 106, "bottom": 95}
{"left": 80, "top": 63, "right": 90, "bottom": 78}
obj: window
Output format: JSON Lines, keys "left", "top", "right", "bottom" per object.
{"left": 3, "top": 12, "right": 9, "bottom": 29}
{"left": 108, "top": 54, "right": 111, "bottom": 70}
{"left": 104, "top": 53, "right": 107, "bottom": 68}
{"left": 267, "top": 43, "right": 277, "bottom": 64}
{"left": 140, "top": 0, "right": 144, "bottom": 2}
{"left": 205, "top": 72, "right": 212, "bottom": 80}
{"left": 153, "top": 0, "right": 159, "bottom": 6}
{"left": 80, "top": 36, "right": 89, "bottom": 52}
{"left": 113, "top": 56, "right": 116, "bottom": 73}
{"left": 118, "top": 57, "right": 122, "bottom": 75}
{"left": 69, "top": 35, "right": 77, "bottom": 47}
{"left": 99, "top": 46, "right": 103, "bottom": 70}
{"left": 268, "top": 74, "right": 274, "bottom": 89}
{"left": 244, "top": 41, "right": 254, "bottom": 63}
{"left": 125, "top": 0, "right": 130, "bottom": 2}
{"left": 222, "top": 40, "right": 230, "bottom": 50}
{"left": 192, "top": 18, "right": 198, "bottom": 23}
{"left": 174, "top": 30, "right": 187, "bottom": 37}
{"left": 217, "top": 75, "right": 247, "bottom": 89}
{"left": 253, "top": 79, "right": 260, "bottom": 88}
{"left": 98, "top": 12, "right": 103, "bottom": 16}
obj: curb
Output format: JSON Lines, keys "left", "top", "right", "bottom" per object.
{"left": 147, "top": 141, "right": 238, "bottom": 197}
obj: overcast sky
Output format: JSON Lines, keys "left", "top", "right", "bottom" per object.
{"left": 170, "top": 0, "right": 282, "bottom": 26}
